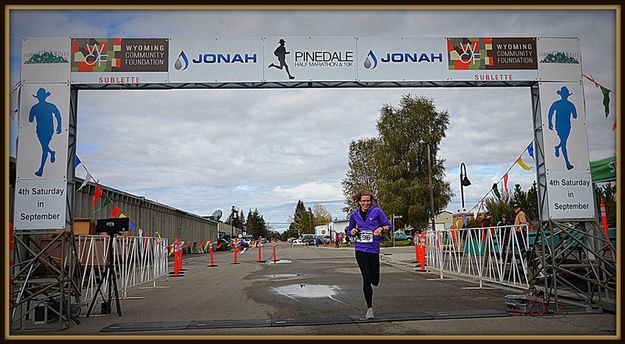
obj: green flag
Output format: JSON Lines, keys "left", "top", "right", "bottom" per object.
{"left": 492, "top": 183, "right": 501, "bottom": 200}
{"left": 96, "top": 198, "right": 111, "bottom": 211}
{"left": 600, "top": 86, "right": 611, "bottom": 118}
{"left": 590, "top": 156, "right": 616, "bottom": 183}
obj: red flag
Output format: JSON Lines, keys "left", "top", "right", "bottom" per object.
{"left": 503, "top": 173, "right": 509, "bottom": 193}
{"left": 92, "top": 184, "right": 102, "bottom": 208}
{"left": 111, "top": 206, "right": 120, "bottom": 218}
{"left": 613, "top": 121, "right": 617, "bottom": 131}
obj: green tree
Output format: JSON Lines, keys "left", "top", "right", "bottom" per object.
{"left": 375, "top": 94, "right": 453, "bottom": 229}
{"left": 288, "top": 200, "right": 316, "bottom": 236}
{"left": 484, "top": 191, "right": 514, "bottom": 225}
{"left": 246, "top": 209, "right": 268, "bottom": 239}
{"left": 342, "top": 137, "right": 381, "bottom": 214}
{"left": 511, "top": 182, "right": 539, "bottom": 223}
{"left": 594, "top": 182, "right": 616, "bottom": 227}
{"left": 311, "top": 203, "right": 332, "bottom": 226}
{"left": 226, "top": 206, "right": 244, "bottom": 230}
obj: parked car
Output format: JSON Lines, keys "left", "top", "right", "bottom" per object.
{"left": 215, "top": 235, "right": 232, "bottom": 251}
{"left": 292, "top": 239, "right": 305, "bottom": 246}
{"left": 240, "top": 235, "right": 254, "bottom": 245}
{"left": 302, "top": 234, "right": 315, "bottom": 245}
{"left": 394, "top": 233, "right": 413, "bottom": 243}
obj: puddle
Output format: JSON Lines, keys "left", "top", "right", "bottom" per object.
{"left": 272, "top": 284, "right": 347, "bottom": 304}
{"left": 264, "top": 259, "right": 292, "bottom": 265}
{"left": 265, "top": 274, "right": 300, "bottom": 279}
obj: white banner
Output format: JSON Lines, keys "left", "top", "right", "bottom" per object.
{"left": 546, "top": 171, "right": 594, "bottom": 220}
{"left": 539, "top": 81, "right": 594, "bottom": 220}
{"left": 169, "top": 38, "right": 263, "bottom": 83}
{"left": 17, "top": 83, "right": 70, "bottom": 181}
{"left": 14, "top": 179, "right": 67, "bottom": 230}
{"left": 540, "top": 82, "right": 590, "bottom": 172}
{"left": 537, "top": 38, "right": 582, "bottom": 82}
{"left": 21, "top": 37, "right": 71, "bottom": 84}
{"left": 356, "top": 37, "right": 447, "bottom": 81}
{"left": 264, "top": 36, "right": 358, "bottom": 82}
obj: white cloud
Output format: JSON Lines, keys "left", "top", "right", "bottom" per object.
{"left": 9, "top": 8, "right": 617, "bottom": 227}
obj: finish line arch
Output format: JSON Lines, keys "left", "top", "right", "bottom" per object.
{"left": 14, "top": 36, "right": 611, "bottom": 317}
{"left": 15, "top": 35, "right": 594, "bottom": 231}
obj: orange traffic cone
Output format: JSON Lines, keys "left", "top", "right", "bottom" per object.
{"left": 208, "top": 243, "right": 217, "bottom": 267}
{"left": 273, "top": 244, "right": 277, "bottom": 263}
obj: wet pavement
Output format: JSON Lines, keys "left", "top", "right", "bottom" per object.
{"left": 9, "top": 245, "right": 617, "bottom": 338}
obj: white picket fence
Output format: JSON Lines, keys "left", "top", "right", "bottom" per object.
{"left": 76, "top": 235, "right": 169, "bottom": 303}
{"left": 425, "top": 224, "right": 530, "bottom": 289}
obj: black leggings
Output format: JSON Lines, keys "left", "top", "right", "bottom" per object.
{"left": 355, "top": 250, "right": 380, "bottom": 308}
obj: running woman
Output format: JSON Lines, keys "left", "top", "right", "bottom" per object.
{"left": 348, "top": 190, "right": 391, "bottom": 319}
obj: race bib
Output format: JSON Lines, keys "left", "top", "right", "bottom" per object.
{"left": 358, "top": 230, "right": 373, "bottom": 243}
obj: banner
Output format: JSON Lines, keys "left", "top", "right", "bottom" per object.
{"left": 537, "top": 38, "right": 582, "bottom": 82}
{"left": 539, "top": 81, "right": 594, "bottom": 220}
{"left": 71, "top": 38, "right": 169, "bottom": 84}
{"left": 357, "top": 37, "right": 447, "bottom": 81}
{"left": 590, "top": 156, "right": 616, "bottom": 183}
{"left": 446, "top": 37, "right": 538, "bottom": 81}
{"left": 21, "top": 38, "right": 70, "bottom": 83}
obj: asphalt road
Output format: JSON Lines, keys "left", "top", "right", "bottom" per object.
{"left": 9, "top": 245, "right": 617, "bottom": 338}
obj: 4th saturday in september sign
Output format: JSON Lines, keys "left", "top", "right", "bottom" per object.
{"left": 14, "top": 179, "right": 67, "bottom": 230}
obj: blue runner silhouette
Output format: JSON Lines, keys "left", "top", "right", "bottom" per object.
{"left": 29, "top": 87, "right": 62, "bottom": 177}
{"left": 547, "top": 86, "right": 577, "bottom": 170}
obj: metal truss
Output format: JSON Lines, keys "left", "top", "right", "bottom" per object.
{"left": 10, "top": 231, "right": 82, "bottom": 332}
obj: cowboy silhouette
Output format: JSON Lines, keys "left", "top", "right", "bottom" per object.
{"left": 29, "top": 88, "right": 62, "bottom": 177}
{"left": 548, "top": 86, "right": 577, "bottom": 170}
{"left": 268, "top": 38, "right": 295, "bottom": 79}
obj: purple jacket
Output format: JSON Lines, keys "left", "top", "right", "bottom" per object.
{"left": 348, "top": 205, "right": 392, "bottom": 254}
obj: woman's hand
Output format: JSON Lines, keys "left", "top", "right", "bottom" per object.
{"left": 373, "top": 227, "right": 383, "bottom": 236}
{"left": 351, "top": 228, "right": 358, "bottom": 236}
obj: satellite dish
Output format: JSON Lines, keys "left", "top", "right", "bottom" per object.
{"left": 211, "top": 209, "right": 223, "bottom": 221}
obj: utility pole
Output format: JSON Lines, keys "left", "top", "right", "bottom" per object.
{"left": 231, "top": 206, "right": 236, "bottom": 237}
{"left": 428, "top": 144, "right": 436, "bottom": 232}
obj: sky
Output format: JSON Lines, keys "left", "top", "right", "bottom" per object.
{"left": 8, "top": 7, "right": 618, "bottom": 233}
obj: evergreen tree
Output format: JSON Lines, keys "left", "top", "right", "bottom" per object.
{"left": 511, "top": 182, "right": 538, "bottom": 222}
{"left": 287, "top": 200, "right": 307, "bottom": 236}
{"left": 246, "top": 209, "right": 268, "bottom": 239}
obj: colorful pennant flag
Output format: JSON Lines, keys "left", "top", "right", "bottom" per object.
{"left": 92, "top": 184, "right": 102, "bottom": 208}
{"left": 600, "top": 85, "right": 611, "bottom": 118}
{"left": 527, "top": 142, "right": 534, "bottom": 159}
{"left": 75, "top": 156, "right": 82, "bottom": 168}
{"left": 583, "top": 74, "right": 613, "bottom": 118}
{"left": 492, "top": 183, "right": 501, "bottom": 200}
{"left": 77, "top": 172, "right": 92, "bottom": 191}
{"left": 95, "top": 197, "right": 111, "bottom": 211}
{"left": 111, "top": 207, "right": 120, "bottom": 218}
{"left": 516, "top": 157, "right": 532, "bottom": 170}
{"left": 119, "top": 213, "right": 127, "bottom": 218}
{"left": 129, "top": 223, "right": 136, "bottom": 230}
{"left": 503, "top": 173, "right": 509, "bottom": 193}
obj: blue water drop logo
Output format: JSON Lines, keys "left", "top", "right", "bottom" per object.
{"left": 364, "top": 50, "right": 378, "bottom": 69}
{"left": 174, "top": 50, "right": 189, "bottom": 71}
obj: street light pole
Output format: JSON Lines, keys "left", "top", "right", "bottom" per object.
{"left": 392, "top": 214, "right": 402, "bottom": 247}
{"left": 459, "top": 162, "right": 471, "bottom": 211}
{"left": 427, "top": 144, "right": 436, "bottom": 232}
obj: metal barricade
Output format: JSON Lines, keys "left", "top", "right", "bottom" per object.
{"left": 76, "top": 235, "right": 169, "bottom": 304}
{"left": 426, "top": 225, "right": 530, "bottom": 289}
